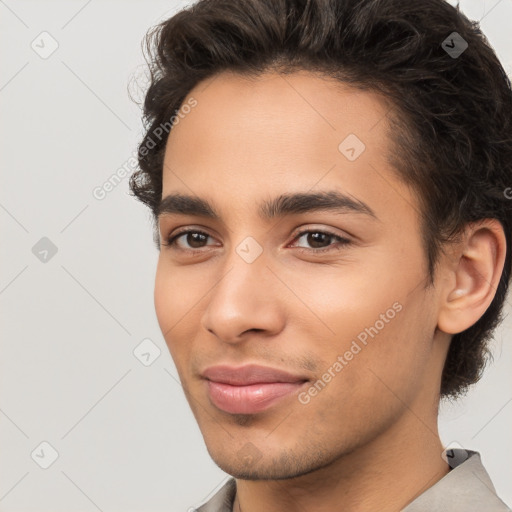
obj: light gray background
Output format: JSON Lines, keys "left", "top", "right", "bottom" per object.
{"left": 1, "top": 0, "right": 511, "bottom": 510}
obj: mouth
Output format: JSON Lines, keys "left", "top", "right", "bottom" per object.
{"left": 201, "top": 364, "right": 309, "bottom": 414}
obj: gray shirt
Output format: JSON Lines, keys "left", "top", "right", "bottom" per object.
{"left": 195, "top": 449, "right": 511, "bottom": 511}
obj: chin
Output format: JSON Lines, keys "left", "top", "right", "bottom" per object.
{"left": 207, "top": 444, "right": 337, "bottom": 481}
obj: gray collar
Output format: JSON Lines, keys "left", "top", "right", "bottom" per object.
{"left": 402, "top": 449, "right": 511, "bottom": 511}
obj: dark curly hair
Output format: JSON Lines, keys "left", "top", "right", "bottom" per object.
{"left": 129, "top": 0, "right": 512, "bottom": 399}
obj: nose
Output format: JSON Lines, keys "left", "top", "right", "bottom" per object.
{"left": 200, "top": 249, "right": 285, "bottom": 344}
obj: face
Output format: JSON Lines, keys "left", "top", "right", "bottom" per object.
{"left": 154, "top": 70, "right": 446, "bottom": 479}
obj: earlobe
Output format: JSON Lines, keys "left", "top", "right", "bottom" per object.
{"left": 437, "top": 219, "right": 506, "bottom": 335}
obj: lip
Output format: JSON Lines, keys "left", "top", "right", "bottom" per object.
{"left": 202, "top": 364, "right": 309, "bottom": 414}
{"left": 201, "top": 364, "right": 308, "bottom": 385}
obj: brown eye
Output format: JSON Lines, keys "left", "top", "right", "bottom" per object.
{"left": 303, "top": 232, "right": 331, "bottom": 249}
{"left": 182, "top": 232, "right": 209, "bottom": 248}
{"left": 291, "top": 229, "right": 351, "bottom": 253}
{"left": 165, "top": 229, "right": 215, "bottom": 250}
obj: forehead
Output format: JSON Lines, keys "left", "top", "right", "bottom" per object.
{"left": 161, "top": 70, "right": 418, "bottom": 230}
{"left": 166, "top": 70, "right": 392, "bottom": 155}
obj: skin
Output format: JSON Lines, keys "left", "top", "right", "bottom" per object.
{"left": 154, "top": 70, "right": 506, "bottom": 512}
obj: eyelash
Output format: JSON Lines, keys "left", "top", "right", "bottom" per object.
{"left": 163, "top": 228, "right": 351, "bottom": 254}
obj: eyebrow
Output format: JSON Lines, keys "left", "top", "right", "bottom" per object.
{"left": 156, "top": 190, "right": 379, "bottom": 222}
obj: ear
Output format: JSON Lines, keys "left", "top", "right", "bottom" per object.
{"left": 437, "top": 219, "right": 507, "bottom": 335}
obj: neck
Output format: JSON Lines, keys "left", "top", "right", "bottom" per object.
{"left": 232, "top": 409, "right": 450, "bottom": 512}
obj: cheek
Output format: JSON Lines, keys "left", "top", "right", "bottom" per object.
{"left": 154, "top": 261, "right": 172, "bottom": 334}
{"left": 154, "top": 258, "right": 214, "bottom": 367}
{"left": 297, "top": 323, "right": 427, "bottom": 450}
{"left": 320, "top": 296, "right": 431, "bottom": 420}
{"left": 154, "top": 258, "right": 201, "bottom": 333}
{"left": 154, "top": 262, "right": 191, "bottom": 375}
{"left": 292, "top": 261, "right": 430, "bottom": 399}
{"left": 278, "top": 257, "right": 399, "bottom": 343}
{"left": 154, "top": 259, "right": 193, "bottom": 365}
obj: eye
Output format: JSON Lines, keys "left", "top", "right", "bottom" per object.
{"left": 163, "top": 229, "right": 218, "bottom": 251}
{"left": 289, "top": 229, "right": 351, "bottom": 253}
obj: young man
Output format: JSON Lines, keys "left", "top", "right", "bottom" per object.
{"left": 129, "top": 0, "right": 512, "bottom": 510}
